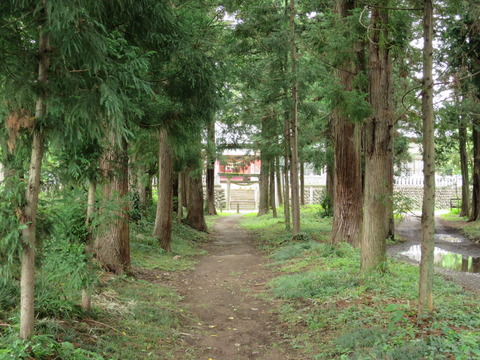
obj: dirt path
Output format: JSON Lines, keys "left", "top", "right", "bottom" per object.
{"left": 175, "top": 215, "right": 301, "bottom": 360}
{"left": 389, "top": 214, "right": 480, "bottom": 292}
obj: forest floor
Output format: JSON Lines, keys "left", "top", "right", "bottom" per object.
{"left": 167, "top": 215, "right": 303, "bottom": 360}
{"left": 388, "top": 212, "right": 480, "bottom": 292}
{"left": 164, "top": 212, "right": 480, "bottom": 359}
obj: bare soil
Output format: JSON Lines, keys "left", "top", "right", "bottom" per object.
{"left": 172, "top": 215, "right": 304, "bottom": 360}
{"left": 389, "top": 214, "right": 480, "bottom": 292}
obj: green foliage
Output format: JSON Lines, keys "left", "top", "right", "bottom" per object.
{"left": 130, "top": 214, "right": 208, "bottom": 272}
{"left": 273, "top": 268, "right": 360, "bottom": 300}
{"left": 34, "top": 279, "right": 85, "bottom": 320}
{"left": 392, "top": 191, "right": 415, "bottom": 216}
{"left": 335, "top": 327, "right": 385, "bottom": 353}
{"left": 271, "top": 241, "right": 322, "bottom": 261}
{"left": 319, "top": 190, "right": 333, "bottom": 217}
{"left": 38, "top": 190, "right": 96, "bottom": 293}
{"left": 0, "top": 178, "right": 25, "bottom": 282}
{"left": 0, "top": 334, "right": 104, "bottom": 360}
{"left": 241, "top": 205, "right": 480, "bottom": 359}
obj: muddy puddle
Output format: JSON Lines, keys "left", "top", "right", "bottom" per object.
{"left": 401, "top": 244, "right": 480, "bottom": 273}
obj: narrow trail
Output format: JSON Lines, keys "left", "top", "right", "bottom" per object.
{"left": 175, "top": 215, "right": 300, "bottom": 360}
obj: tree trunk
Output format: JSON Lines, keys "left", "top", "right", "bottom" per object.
{"left": 183, "top": 171, "right": 189, "bottom": 209}
{"left": 187, "top": 170, "right": 208, "bottom": 232}
{"left": 289, "top": 0, "right": 301, "bottom": 238}
{"left": 177, "top": 171, "right": 184, "bottom": 223}
{"left": 145, "top": 172, "right": 153, "bottom": 205}
{"left": 276, "top": 156, "right": 283, "bottom": 206}
{"left": 137, "top": 164, "right": 147, "bottom": 215}
{"left": 326, "top": 144, "right": 334, "bottom": 214}
{"left": 300, "top": 161, "right": 305, "bottom": 206}
{"left": 206, "top": 120, "right": 217, "bottom": 215}
{"left": 95, "top": 135, "right": 130, "bottom": 274}
{"left": 459, "top": 115, "right": 470, "bottom": 217}
{"left": 419, "top": 0, "right": 435, "bottom": 315}
{"left": 258, "top": 158, "right": 270, "bottom": 216}
{"left": 284, "top": 123, "right": 291, "bottom": 230}
{"left": 361, "top": 4, "right": 393, "bottom": 271}
{"left": 270, "top": 162, "right": 277, "bottom": 218}
{"left": 82, "top": 180, "right": 96, "bottom": 311}
{"left": 19, "top": 27, "right": 49, "bottom": 340}
{"left": 470, "top": 119, "right": 480, "bottom": 220}
{"left": 152, "top": 128, "right": 173, "bottom": 251}
{"left": 330, "top": 0, "right": 363, "bottom": 248}
{"left": 20, "top": 132, "right": 45, "bottom": 340}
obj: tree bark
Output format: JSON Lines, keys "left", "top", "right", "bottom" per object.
{"left": 145, "top": 172, "right": 153, "bottom": 205}
{"left": 361, "top": 4, "right": 393, "bottom": 270}
{"left": 270, "top": 161, "right": 277, "bottom": 218}
{"left": 19, "top": 26, "right": 49, "bottom": 340}
{"left": 326, "top": 143, "right": 334, "bottom": 214}
{"left": 152, "top": 128, "right": 174, "bottom": 251}
{"left": 137, "top": 164, "right": 147, "bottom": 215}
{"left": 300, "top": 161, "right": 305, "bottom": 206}
{"left": 187, "top": 170, "right": 208, "bottom": 232}
{"left": 95, "top": 135, "right": 130, "bottom": 274}
{"left": 177, "top": 171, "right": 184, "bottom": 223}
{"left": 183, "top": 171, "right": 189, "bottom": 209}
{"left": 459, "top": 115, "right": 470, "bottom": 217}
{"left": 275, "top": 156, "right": 283, "bottom": 206}
{"left": 206, "top": 120, "right": 217, "bottom": 215}
{"left": 20, "top": 132, "right": 45, "bottom": 340}
{"left": 82, "top": 180, "right": 96, "bottom": 311}
{"left": 330, "top": 0, "right": 363, "bottom": 248}
{"left": 470, "top": 119, "right": 480, "bottom": 220}
{"left": 284, "top": 119, "right": 291, "bottom": 230}
{"left": 419, "top": 0, "right": 435, "bottom": 315}
{"left": 258, "top": 158, "right": 270, "bottom": 216}
{"left": 289, "top": 0, "right": 301, "bottom": 238}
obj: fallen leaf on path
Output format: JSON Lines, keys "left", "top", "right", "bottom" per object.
{"left": 228, "top": 317, "right": 234, "bottom": 320}
{"left": 251, "top": 308, "right": 258, "bottom": 311}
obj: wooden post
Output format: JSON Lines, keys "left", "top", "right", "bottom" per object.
{"left": 226, "top": 177, "right": 231, "bottom": 211}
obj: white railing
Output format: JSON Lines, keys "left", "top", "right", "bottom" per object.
{"left": 394, "top": 175, "right": 462, "bottom": 187}
{"left": 304, "top": 174, "right": 327, "bottom": 186}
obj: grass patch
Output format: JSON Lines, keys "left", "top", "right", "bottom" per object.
{"left": 240, "top": 205, "right": 480, "bottom": 359}
{"left": 0, "top": 212, "right": 208, "bottom": 360}
{"left": 440, "top": 209, "right": 480, "bottom": 241}
{"left": 130, "top": 217, "right": 208, "bottom": 272}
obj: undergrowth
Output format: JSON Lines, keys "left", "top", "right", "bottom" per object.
{"left": 241, "top": 205, "right": 480, "bottom": 359}
{"left": 0, "top": 190, "right": 213, "bottom": 360}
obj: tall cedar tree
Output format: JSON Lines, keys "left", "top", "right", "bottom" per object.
{"left": 152, "top": 128, "right": 174, "bottom": 251}
{"left": 95, "top": 135, "right": 131, "bottom": 274}
{"left": 419, "top": 0, "right": 435, "bottom": 315}
{"left": 289, "top": 0, "right": 301, "bottom": 237}
{"left": 19, "top": 27, "right": 48, "bottom": 339}
{"left": 330, "top": 0, "right": 363, "bottom": 247}
{"left": 361, "top": 3, "right": 394, "bottom": 270}
{"left": 206, "top": 119, "right": 218, "bottom": 215}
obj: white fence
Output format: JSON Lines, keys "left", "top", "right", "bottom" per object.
{"left": 394, "top": 175, "right": 462, "bottom": 187}
{"left": 207, "top": 173, "right": 462, "bottom": 188}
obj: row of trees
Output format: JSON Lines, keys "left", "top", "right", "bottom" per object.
{"left": 1, "top": 0, "right": 479, "bottom": 340}
{"left": 226, "top": 0, "right": 478, "bottom": 315}
{"left": 0, "top": 0, "right": 222, "bottom": 339}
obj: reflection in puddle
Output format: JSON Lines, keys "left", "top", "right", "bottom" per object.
{"left": 401, "top": 245, "right": 480, "bottom": 273}
{"left": 434, "top": 234, "right": 463, "bottom": 243}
